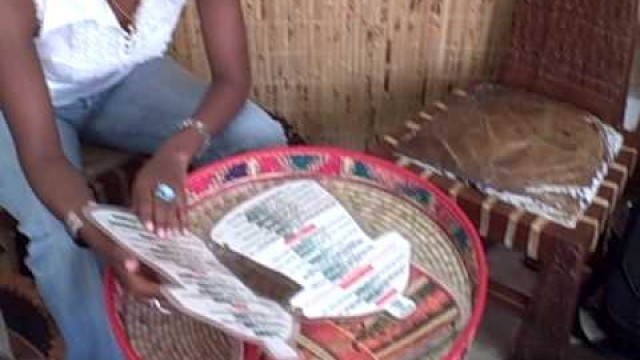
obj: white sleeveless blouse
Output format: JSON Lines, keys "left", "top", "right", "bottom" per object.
{"left": 33, "top": 0, "right": 186, "bottom": 106}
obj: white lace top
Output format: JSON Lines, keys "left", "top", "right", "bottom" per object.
{"left": 33, "top": 0, "right": 186, "bottom": 106}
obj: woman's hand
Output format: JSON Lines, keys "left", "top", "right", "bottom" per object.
{"left": 81, "top": 223, "right": 163, "bottom": 299}
{"left": 132, "top": 140, "right": 192, "bottom": 238}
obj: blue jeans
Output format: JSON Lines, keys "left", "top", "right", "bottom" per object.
{"left": 0, "top": 58, "right": 286, "bottom": 360}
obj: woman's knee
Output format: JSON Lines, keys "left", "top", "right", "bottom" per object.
{"left": 232, "top": 102, "right": 287, "bottom": 148}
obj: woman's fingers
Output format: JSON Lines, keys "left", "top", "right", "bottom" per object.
{"left": 166, "top": 204, "right": 182, "bottom": 238}
{"left": 153, "top": 195, "right": 171, "bottom": 238}
{"left": 133, "top": 153, "right": 189, "bottom": 238}
{"left": 84, "top": 224, "right": 163, "bottom": 299}
{"left": 122, "top": 268, "right": 164, "bottom": 299}
{"left": 108, "top": 239, "right": 162, "bottom": 298}
{"left": 113, "top": 258, "right": 163, "bottom": 299}
{"left": 152, "top": 181, "right": 184, "bottom": 238}
{"left": 133, "top": 179, "right": 155, "bottom": 232}
{"left": 133, "top": 178, "right": 178, "bottom": 237}
{"left": 169, "top": 186, "right": 187, "bottom": 236}
{"left": 176, "top": 192, "right": 188, "bottom": 235}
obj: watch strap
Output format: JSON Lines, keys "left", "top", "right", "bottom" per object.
{"left": 64, "top": 210, "right": 89, "bottom": 248}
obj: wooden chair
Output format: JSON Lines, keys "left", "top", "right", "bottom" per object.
{"left": 370, "top": 1, "right": 639, "bottom": 359}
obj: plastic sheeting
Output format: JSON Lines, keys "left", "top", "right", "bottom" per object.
{"left": 398, "top": 84, "right": 622, "bottom": 228}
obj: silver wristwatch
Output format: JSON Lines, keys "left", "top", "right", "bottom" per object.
{"left": 178, "top": 118, "right": 212, "bottom": 156}
{"left": 63, "top": 201, "right": 97, "bottom": 248}
{"left": 64, "top": 210, "right": 88, "bottom": 248}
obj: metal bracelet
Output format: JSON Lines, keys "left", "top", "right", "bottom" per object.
{"left": 178, "top": 118, "right": 212, "bottom": 156}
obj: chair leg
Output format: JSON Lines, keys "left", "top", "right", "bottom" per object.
{"left": 511, "top": 238, "right": 587, "bottom": 360}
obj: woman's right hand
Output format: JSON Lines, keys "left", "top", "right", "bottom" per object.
{"left": 81, "top": 223, "right": 163, "bottom": 299}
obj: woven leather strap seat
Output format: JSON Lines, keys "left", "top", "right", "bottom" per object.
{"left": 371, "top": 91, "right": 640, "bottom": 360}
{"left": 369, "top": 1, "right": 639, "bottom": 359}
{"left": 375, "top": 86, "right": 639, "bottom": 264}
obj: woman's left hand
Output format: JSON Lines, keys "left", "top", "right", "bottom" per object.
{"left": 132, "top": 144, "right": 191, "bottom": 238}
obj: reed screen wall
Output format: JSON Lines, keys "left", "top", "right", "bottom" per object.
{"left": 171, "top": 0, "right": 516, "bottom": 149}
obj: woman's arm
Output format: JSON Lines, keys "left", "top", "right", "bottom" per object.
{"left": 162, "top": 0, "right": 252, "bottom": 159}
{"left": 0, "top": 1, "right": 96, "bottom": 220}
{"left": 0, "top": 0, "right": 160, "bottom": 298}
{"left": 132, "top": 0, "right": 252, "bottom": 234}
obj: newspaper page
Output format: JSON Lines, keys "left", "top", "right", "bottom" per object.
{"left": 85, "top": 180, "right": 417, "bottom": 360}
{"left": 85, "top": 207, "right": 299, "bottom": 360}
{"left": 210, "top": 180, "right": 417, "bottom": 320}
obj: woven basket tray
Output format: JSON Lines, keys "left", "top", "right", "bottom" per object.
{"left": 105, "top": 147, "right": 487, "bottom": 360}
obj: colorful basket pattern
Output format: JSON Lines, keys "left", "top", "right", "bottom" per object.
{"left": 106, "top": 146, "right": 488, "bottom": 360}
{"left": 187, "top": 148, "right": 478, "bottom": 273}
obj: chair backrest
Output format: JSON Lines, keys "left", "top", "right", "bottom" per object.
{"left": 499, "top": 0, "right": 638, "bottom": 128}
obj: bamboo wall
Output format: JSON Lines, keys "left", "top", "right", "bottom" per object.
{"left": 171, "top": 0, "right": 516, "bottom": 149}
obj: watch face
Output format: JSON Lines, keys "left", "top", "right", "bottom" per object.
{"left": 65, "top": 212, "right": 83, "bottom": 236}
{"left": 65, "top": 211, "right": 88, "bottom": 247}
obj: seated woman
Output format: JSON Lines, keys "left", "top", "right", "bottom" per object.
{"left": 0, "top": 0, "right": 286, "bottom": 359}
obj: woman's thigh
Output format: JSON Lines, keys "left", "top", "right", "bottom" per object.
{"left": 81, "top": 57, "right": 208, "bottom": 154}
{"left": 82, "top": 57, "right": 286, "bottom": 162}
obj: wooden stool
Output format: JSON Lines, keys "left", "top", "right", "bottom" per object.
{"left": 0, "top": 212, "right": 17, "bottom": 273}
{"left": 0, "top": 274, "right": 64, "bottom": 359}
{"left": 82, "top": 146, "right": 143, "bottom": 205}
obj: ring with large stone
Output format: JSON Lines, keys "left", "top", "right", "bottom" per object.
{"left": 154, "top": 183, "right": 177, "bottom": 203}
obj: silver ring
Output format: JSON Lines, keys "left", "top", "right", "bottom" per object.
{"left": 154, "top": 183, "right": 177, "bottom": 203}
{"left": 149, "top": 298, "right": 172, "bottom": 315}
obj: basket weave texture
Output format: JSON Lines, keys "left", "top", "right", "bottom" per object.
{"left": 107, "top": 147, "right": 487, "bottom": 360}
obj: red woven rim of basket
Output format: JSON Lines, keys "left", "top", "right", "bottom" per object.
{"left": 105, "top": 146, "right": 488, "bottom": 360}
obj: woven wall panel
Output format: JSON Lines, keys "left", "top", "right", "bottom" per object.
{"left": 171, "top": 0, "right": 516, "bottom": 149}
